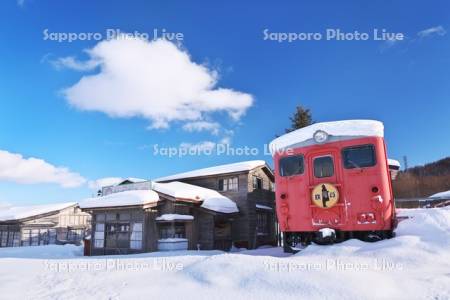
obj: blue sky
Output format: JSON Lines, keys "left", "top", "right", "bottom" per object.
{"left": 0, "top": 0, "right": 449, "bottom": 205}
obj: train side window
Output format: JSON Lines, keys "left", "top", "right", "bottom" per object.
{"left": 342, "top": 144, "right": 376, "bottom": 169}
{"left": 314, "top": 156, "right": 334, "bottom": 178}
{"left": 279, "top": 155, "right": 304, "bottom": 177}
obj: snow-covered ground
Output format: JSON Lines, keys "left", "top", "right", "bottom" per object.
{"left": 0, "top": 207, "right": 449, "bottom": 300}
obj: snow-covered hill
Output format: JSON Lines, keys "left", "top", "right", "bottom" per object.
{"left": 0, "top": 207, "right": 449, "bottom": 300}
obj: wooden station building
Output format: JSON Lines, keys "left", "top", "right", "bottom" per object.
{"left": 80, "top": 160, "right": 277, "bottom": 255}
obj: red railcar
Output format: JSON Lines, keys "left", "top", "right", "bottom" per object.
{"left": 270, "top": 120, "right": 397, "bottom": 252}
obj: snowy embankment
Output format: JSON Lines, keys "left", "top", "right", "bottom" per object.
{"left": 0, "top": 208, "right": 449, "bottom": 300}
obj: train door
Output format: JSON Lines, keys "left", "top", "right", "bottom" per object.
{"left": 307, "top": 151, "right": 347, "bottom": 226}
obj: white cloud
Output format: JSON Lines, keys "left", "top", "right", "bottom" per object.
{"left": 417, "top": 26, "right": 446, "bottom": 38}
{"left": 60, "top": 37, "right": 254, "bottom": 129}
{"left": 0, "top": 150, "right": 86, "bottom": 188}
{"left": 179, "top": 141, "right": 216, "bottom": 152}
{"left": 51, "top": 56, "right": 100, "bottom": 71}
{"left": 219, "top": 136, "right": 232, "bottom": 145}
{"left": 88, "top": 177, "right": 124, "bottom": 190}
{"left": 182, "top": 121, "right": 220, "bottom": 135}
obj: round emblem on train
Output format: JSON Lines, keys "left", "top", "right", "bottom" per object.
{"left": 311, "top": 183, "right": 339, "bottom": 208}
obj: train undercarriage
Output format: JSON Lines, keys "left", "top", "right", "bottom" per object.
{"left": 283, "top": 229, "right": 396, "bottom": 253}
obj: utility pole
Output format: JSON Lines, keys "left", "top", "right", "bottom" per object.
{"left": 403, "top": 155, "right": 408, "bottom": 171}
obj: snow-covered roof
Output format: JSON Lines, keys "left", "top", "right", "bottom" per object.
{"left": 388, "top": 159, "right": 401, "bottom": 168}
{"left": 0, "top": 202, "right": 76, "bottom": 222}
{"left": 158, "top": 238, "right": 188, "bottom": 242}
{"left": 79, "top": 190, "right": 159, "bottom": 209}
{"left": 269, "top": 120, "right": 384, "bottom": 155}
{"left": 156, "top": 214, "right": 194, "bottom": 221}
{"left": 153, "top": 181, "right": 239, "bottom": 214}
{"left": 154, "top": 160, "right": 267, "bottom": 182}
{"left": 115, "top": 178, "right": 147, "bottom": 186}
{"left": 429, "top": 190, "right": 450, "bottom": 199}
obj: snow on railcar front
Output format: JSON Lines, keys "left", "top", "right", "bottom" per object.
{"left": 269, "top": 120, "right": 396, "bottom": 252}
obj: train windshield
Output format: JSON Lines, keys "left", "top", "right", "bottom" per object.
{"left": 342, "top": 144, "right": 376, "bottom": 169}
{"left": 314, "top": 156, "right": 334, "bottom": 178}
{"left": 279, "top": 155, "right": 304, "bottom": 176}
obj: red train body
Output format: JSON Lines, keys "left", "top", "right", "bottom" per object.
{"left": 270, "top": 120, "right": 397, "bottom": 252}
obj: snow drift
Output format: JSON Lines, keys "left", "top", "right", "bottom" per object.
{"left": 0, "top": 207, "right": 448, "bottom": 300}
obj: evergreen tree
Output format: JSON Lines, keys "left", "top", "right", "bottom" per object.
{"left": 285, "top": 105, "right": 313, "bottom": 133}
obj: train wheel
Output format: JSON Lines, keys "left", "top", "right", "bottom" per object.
{"left": 312, "top": 229, "right": 337, "bottom": 245}
{"left": 283, "top": 242, "right": 297, "bottom": 253}
{"left": 358, "top": 230, "right": 396, "bottom": 242}
{"left": 361, "top": 231, "right": 389, "bottom": 242}
{"left": 283, "top": 236, "right": 300, "bottom": 253}
{"left": 283, "top": 233, "right": 309, "bottom": 253}
{"left": 364, "top": 233, "right": 383, "bottom": 242}
{"left": 284, "top": 243, "right": 307, "bottom": 253}
{"left": 385, "top": 230, "right": 396, "bottom": 239}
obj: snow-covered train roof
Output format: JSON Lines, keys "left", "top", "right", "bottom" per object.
{"left": 153, "top": 181, "right": 239, "bottom": 214}
{"left": 154, "top": 160, "right": 267, "bottom": 182}
{"left": 79, "top": 190, "right": 160, "bottom": 209}
{"left": 0, "top": 202, "right": 77, "bottom": 222}
{"left": 269, "top": 120, "right": 384, "bottom": 155}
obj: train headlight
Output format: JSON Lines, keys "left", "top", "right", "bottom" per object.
{"left": 358, "top": 213, "right": 367, "bottom": 223}
{"left": 313, "top": 130, "right": 328, "bottom": 143}
{"left": 366, "top": 213, "right": 375, "bottom": 223}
